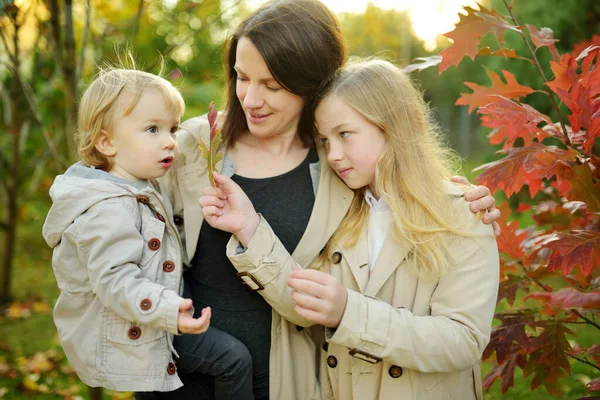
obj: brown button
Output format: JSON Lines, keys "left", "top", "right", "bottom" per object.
{"left": 163, "top": 261, "right": 175, "bottom": 273}
{"left": 332, "top": 252, "right": 342, "bottom": 264}
{"left": 148, "top": 238, "right": 161, "bottom": 251}
{"left": 295, "top": 325, "right": 303, "bottom": 332}
{"left": 327, "top": 355, "right": 338, "bottom": 368}
{"left": 156, "top": 212, "right": 165, "bottom": 223}
{"left": 140, "top": 299, "right": 152, "bottom": 311}
{"left": 136, "top": 195, "right": 149, "bottom": 204}
{"left": 167, "top": 362, "right": 177, "bottom": 375}
{"left": 128, "top": 326, "right": 141, "bottom": 340}
{"left": 389, "top": 365, "right": 403, "bottom": 378}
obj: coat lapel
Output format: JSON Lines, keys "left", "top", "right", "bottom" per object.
{"left": 292, "top": 146, "right": 353, "bottom": 268}
{"left": 339, "top": 228, "right": 370, "bottom": 293}
{"left": 364, "top": 232, "right": 413, "bottom": 297}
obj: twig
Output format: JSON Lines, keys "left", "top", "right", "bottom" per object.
{"left": 568, "top": 355, "right": 600, "bottom": 372}
{"left": 502, "top": 0, "right": 570, "bottom": 146}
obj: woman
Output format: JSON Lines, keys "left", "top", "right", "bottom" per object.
{"left": 159, "top": 1, "right": 500, "bottom": 399}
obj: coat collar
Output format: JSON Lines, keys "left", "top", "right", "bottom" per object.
{"left": 291, "top": 145, "right": 353, "bottom": 267}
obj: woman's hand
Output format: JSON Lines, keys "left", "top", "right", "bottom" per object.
{"left": 451, "top": 176, "right": 501, "bottom": 237}
{"left": 199, "top": 172, "right": 260, "bottom": 246}
{"left": 287, "top": 269, "right": 348, "bottom": 328}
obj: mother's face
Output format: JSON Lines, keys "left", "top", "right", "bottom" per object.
{"left": 234, "top": 37, "right": 305, "bottom": 140}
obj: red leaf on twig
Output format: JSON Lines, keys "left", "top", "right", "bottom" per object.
{"left": 457, "top": 69, "right": 536, "bottom": 114}
{"left": 482, "top": 350, "right": 527, "bottom": 394}
{"left": 474, "top": 144, "right": 575, "bottom": 197}
{"left": 479, "top": 96, "right": 553, "bottom": 148}
{"left": 526, "top": 24, "right": 559, "bottom": 61}
{"left": 526, "top": 288, "right": 600, "bottom": 310}
{"left": 540, "top": 230, "right": 600, "bottom": 276}
{"left": 439, "top": 4, "right": 519, "bottom": 73}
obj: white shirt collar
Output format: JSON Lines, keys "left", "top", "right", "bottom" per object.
{"left": 365, "top": 188, "right": 389, "bottom": 211}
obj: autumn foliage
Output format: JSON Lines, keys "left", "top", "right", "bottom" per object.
{"left": 406, "top": 2, "right": 600, "bottom": 397}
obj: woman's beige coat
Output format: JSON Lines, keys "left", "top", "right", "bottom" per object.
{"left": 159, "top": 115, "right": 353, "bottom": 400}
{"left": 227, "top": 182, "right": 499, "bottom": 399}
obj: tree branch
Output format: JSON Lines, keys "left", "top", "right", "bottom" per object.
{"left": 78, "top": 0, "right": 92, "bottom": 82}
{"left": 0, "top": 60, "right": 67, "bottom": 172}
{"left": 502, "top": 0, "right": 570, "bottom": 146}
{"left": 132, "top": 0, "right": 145, "bottom": 49}
{"left": 49, "top": 0, "right": 64, "bottom": 69}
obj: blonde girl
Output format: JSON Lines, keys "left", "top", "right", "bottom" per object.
{"left": 200, "top": 59, "right": 499, "bottom": 400}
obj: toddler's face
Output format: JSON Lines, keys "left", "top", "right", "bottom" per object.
{"left": 107, "top": 87, "right": 180, "bottom": 181}
{"left": 315, "top": 95, "right": 386, "bottom": 197}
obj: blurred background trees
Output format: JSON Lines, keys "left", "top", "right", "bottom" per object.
{"left": 0, "top": 0, "right": 598, "bottom": 398}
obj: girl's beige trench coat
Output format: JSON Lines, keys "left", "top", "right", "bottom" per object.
{"left": 160, "top": 115, "right": 499, "bottom": 400}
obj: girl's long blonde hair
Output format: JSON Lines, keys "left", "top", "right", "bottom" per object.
{"left": 316, "top": 59, "right": 478, "bottom": 279}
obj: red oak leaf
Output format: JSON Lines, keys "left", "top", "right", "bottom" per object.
{"left": 495, "top": 202, "right": 528, "bottom": 259}
{"left": 526, "top": 320, "right": 573, "bottom": 388}
{"left": 457, "top": 69, "right": 536, "bottom": 114}
{"left": 527, "top": 288, "right": 600, "bottom": 311}
{"left": 474, "top": 144, "right": 575, "bottom": 197}
{"left": 546, "top": 54, "right": 573, "bottom": 95}
{"left": 401, "top": 56, "right": 441, "bottom": 73}
{"left": 587, "top": 376, "right": 600, "bottom": 391}
{"left": 439, "top": 4, "right": 519, "bottom": 73}
{"left": 526, "top": 24, "right": 559, "bottom": 61}
{"left": 498, "top": 274, "right": 529, "bottom": 307}
{"left": 479, "top": 96, "right": 553, "bottom": 148}
{"left": 572, "top": 34, "right": 600, "bottom": 60}
{"left": 483, "top": 311, "right": 533, "bottom": 364}
{"left": 482, "top": 349, "right": 527, "bottom": 394}
{"left": 476, "top": 47, "right": 519, "bottom": 59}
{"left": 539, "top": 230, "right": 600, "bottom": 276}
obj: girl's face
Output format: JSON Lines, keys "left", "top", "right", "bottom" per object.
{"left": 316, "top": 95, "right": 386, "bottom": 197}
{"left": 235, "top": 37, "right": 305, "bottom": 140}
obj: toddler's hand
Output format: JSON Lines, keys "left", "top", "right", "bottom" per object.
{"left": 199, "top": 172, "right": 260, "bottom": 246}
{"left": 177, "top": 298, "right": 211, "bottom": 334}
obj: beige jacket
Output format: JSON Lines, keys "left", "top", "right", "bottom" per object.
{"left": 42, "top": 163, "right": 184, "bottom": 392}
{"left": 231, "top": 183, "right": 499, "bottom": 400}
{"left": 158, "top": 115, "right": 353, "bottom": 400}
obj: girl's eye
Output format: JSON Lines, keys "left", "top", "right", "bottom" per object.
{"left": 340, "top": 131, "right": 351, "bottom": 139}
{"left": 147, "top": 126, "right": 158, "bottom": 134}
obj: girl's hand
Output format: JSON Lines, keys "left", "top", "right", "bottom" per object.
{"left": 177, "top": 298, "right": 211, "bottom": 334}
{"left": 287, "top": 269, "right": 348, "bottom": 328}
{"left": 451, "top": 176, "right": 501, "bottom": 237}
{"left": 199, "top": 172, "right": 260, "bottom": 246}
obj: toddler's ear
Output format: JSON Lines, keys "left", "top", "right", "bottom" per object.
{"left": 94, "top": 129, "right": 117, "bottom": 157}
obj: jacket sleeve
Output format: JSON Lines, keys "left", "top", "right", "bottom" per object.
{"left": 226, "top": 216, "right": 317, "bottom": 328}
{"left": 328, "top": 213, "right": 499, "bottom": 373}
{"left": 73, "top": 199, "right": 182, "bottom": 335}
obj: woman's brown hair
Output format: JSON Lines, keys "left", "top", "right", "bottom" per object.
{"left": 221, "top": 0, "right": 345, "bottom": 147}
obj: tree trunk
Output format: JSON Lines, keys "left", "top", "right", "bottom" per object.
{"left": 63, "top": 0, "right": 78, "bottom": 162}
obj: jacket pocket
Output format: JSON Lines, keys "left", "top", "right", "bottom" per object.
{"left": 140, "top": 216, "right": 165, "bottom": 267}
{"left": 101, "top": 310, "right": 169, "bottom": 376}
